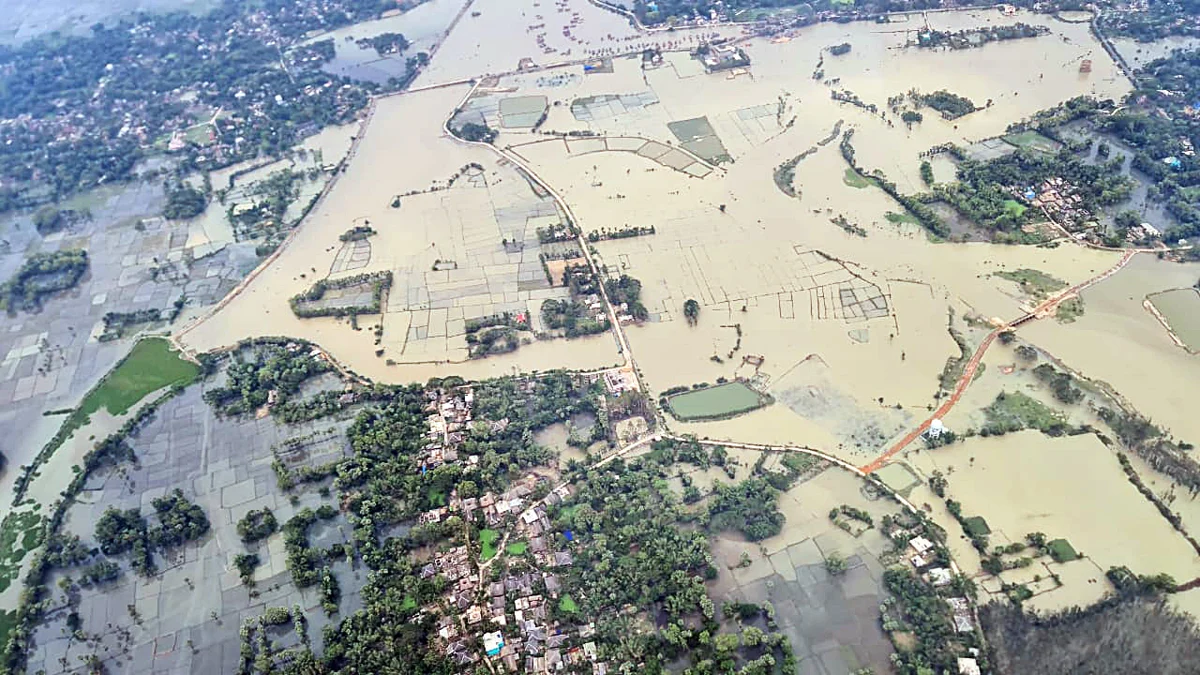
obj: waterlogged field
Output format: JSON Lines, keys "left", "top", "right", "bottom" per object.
{"left": 1022, "top": 254, "right": 1200, "bottom": 444}
{"left": 1149, "top": 287, "right": 1200, "bottom": 352}
{"left": 905, "top": 431, "right": 1200, "bottom": 611}
{"left": 667, "top": 381, "right": 764, "bottom": 420}
{"left": 176, "top": 6, "right": 1156, "bottom": 469}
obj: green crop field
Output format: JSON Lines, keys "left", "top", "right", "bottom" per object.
{"left": 1048, "top": 538, "right": 1078, "bottom": 563}
{"left": 82, "top": 337, "right": 200, "bottom": 418}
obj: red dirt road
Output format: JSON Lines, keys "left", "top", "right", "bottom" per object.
{"left": 859, "top": 249, "right": 1138, "bottom": 474}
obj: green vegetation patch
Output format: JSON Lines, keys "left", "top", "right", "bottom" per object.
{"left": 82, "top": 338, "right": 200, "bottom": 418}
{"left": 505, "top": 541, "right": 528, "bottom": 556}
{"left": 479, "top": 529, "right": 500, "bottom": 561}
{"left": 666, "top": 382, "right": 766, "bottom": 421}
{"left": 1047, "top": 538, "right": 1078, "bottom": 562}
{"left": 982, "top": 391, "right": 1071, "bottom": 437}
{"left": 843, "top": 167, "right": 875, "bottom": 189}
{"left": 1002, "top": 199, "right": 1028, "bottom": 217}
{"left": 963, "top": 516, "right": 991, "bottom": 538}
{"left": 1055, "top": 296, "right": 1085, "bottom": 323}
{"left": 994, "top": 269, "right": 1067, "bottom": 298}
{"left": 1003, "top": 130, "right": 1062, "bottom": 153}
{"left": 558, "top": 595, "right": 579, "bottom": 613}
{"left": 885, "top": 211, "right": 920, "bottom": 226}
{"left": 0, "top": 510, "right": 43, "bottom": 594}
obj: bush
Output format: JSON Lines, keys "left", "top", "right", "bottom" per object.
{"left": 237, "top": 508, "right": 279, "bottom": 544}
{"left": 79, "top": 560, "right": 121, "bottom": 587}
{"left": 234, "top": 553, "right": 260, "bottom": 582}
{"left": 163, "top": 181, "right": 207, "bottom": 220}
{"left": 149, "top": 490, "right": 210, "bottom": 549}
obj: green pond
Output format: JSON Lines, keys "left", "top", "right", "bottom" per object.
{"left": 667, "top": 382, "right": 764, "bottom": 421}
{"left": 1149, "top": 288, "right": 1200, "bottom": 351}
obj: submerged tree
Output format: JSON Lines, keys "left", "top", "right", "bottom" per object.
{"left": 683, "top": 298, "right": 701, "bottom": 326}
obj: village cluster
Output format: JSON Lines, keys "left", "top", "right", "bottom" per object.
{"left": 889, "top": 525, "right": 983, "bottom": 675}
{"left": 408, "top": 385, "right": 617, "bottom": 673}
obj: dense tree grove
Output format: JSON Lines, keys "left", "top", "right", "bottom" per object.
{"left": 162, "top": 181, "right": 208, "bottom": 220}
{"left": 884, "top": 567, "right": 977, "bottom": 673}
{"left": 1101, "top": 0, "right": 1200, "bottom": 41}
{"left": 358, "top": 32, "right": 410, "bottom": 56}
{"left": 148, "top": 490, "right": 211, "bottom": 549}
{"left": 937, "top": 148, "right": 1131, "bottom": 232}
{"left": 707, "top": 478, "right": 785, "bottom": 541}
{"left": 237, "top": 508, "right": 279, "bottom": 544}
{"left": 201, "top": 341, "right": 333, "bottom": 416}
{"left": 1098, "top": 49, "right": 1200, "bottom": 239}
{"left": 542, "top": 298, "right": 611, "bottom": 337}
{"left": 452, "top": 122, "right": 498, "bottom": 144}
{"left": 0, "top": 249, "right": 89, "bottom": 312}
{"left": 683, "top": 298, "right": 701, "bottom": 326}
{"left": 981, "top": 594, "right": 1200, "bottom": 674}
{"left": 604, "top": 274, "right": 650, "bottom": 320}
{"left": 915, "top": 90, "right": 977, "bottom": 120}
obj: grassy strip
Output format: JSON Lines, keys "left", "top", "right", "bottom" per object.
{"left": 994, "top": 268, "right": 1067, "bottom": 298}
{"left": 981, "top": 391, "right": 1071, "bottom": 437}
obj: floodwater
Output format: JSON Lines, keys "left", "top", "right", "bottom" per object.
{"left": 1148, "top": 287, "right": 1200, "bottom": 351}
{"left": 1021, "top": 254, "right": 1200, "bottom": 444}
{"left": 184, "top": 123, "right": 360, "bottom": 251}
{"left": 175, "top": 84, "right": 621, "bottom": 379}
{"left": 907, "top": 431, "right": 1200, "bottom": 610}
{"left": 1111, "top": 35, "right": 1200, "bottom": 69}
{"left": 412, "top": 0, "right": 746, "bottom": 87}
{"left": 179, "top": 6, "right": 1165, "bottom": 461}
{"left": 0, "top": 407, "right": 126, "bottom": 609}
{"left": 304, "top": 0, "right": 468, "bottom": 83}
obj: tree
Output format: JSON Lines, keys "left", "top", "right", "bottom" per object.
{"left": 1115, "top": 209, "right": 1143, "bottom": 231}
{"left": 32, "top": 207, "right": 65, "bottom": 234}
{"left": 162, "top": 181, "right": 207, "bottom": 220}
{"left": 454, "top": 122, "right": 497, "bottom": 144}
{"left": 708, "top": 478, "right": 784, "bottom": 541}
{"left": 919, "top": 160, "right": 934, "bottom": 185}
{"left": 825, "top": 553, "right": 848, "bottom": 576}
{"left": 683, "top": 298, "right": 700, "bottom": 326}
